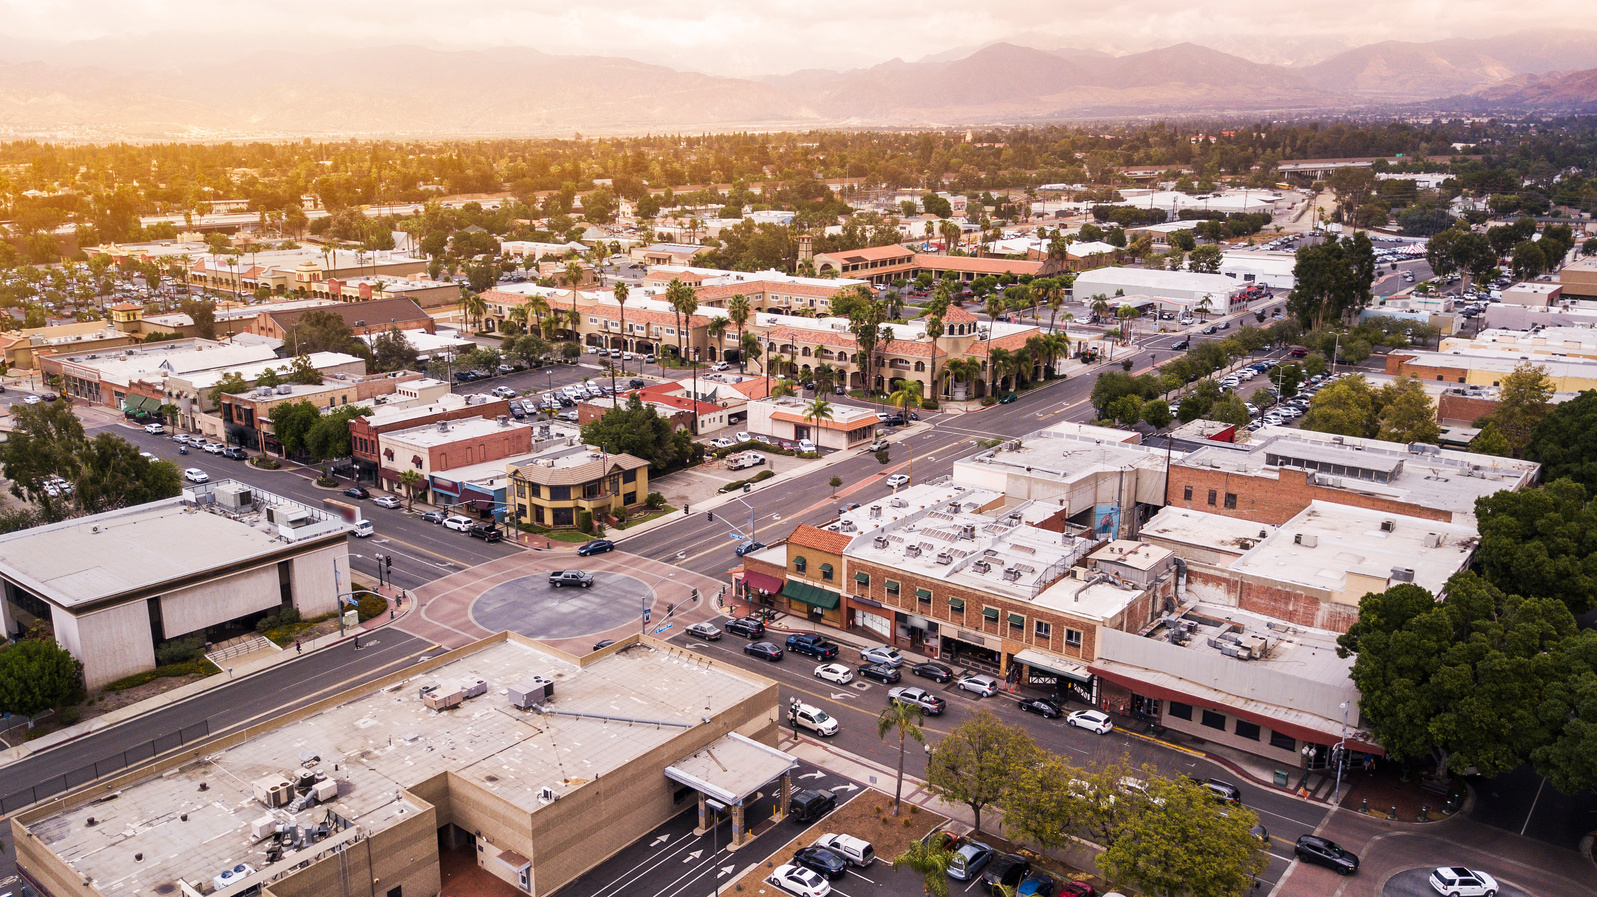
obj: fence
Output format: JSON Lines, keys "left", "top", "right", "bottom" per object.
{"left": 0, "top": 719, "right": 210, "bottom": 814}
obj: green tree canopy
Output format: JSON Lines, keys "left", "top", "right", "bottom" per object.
{"left": 1097, "top": 775, "right": 1267, "bottom": 897}
{"left": 1375, "top": 375, "right": 1441, "bottom": 444}
{"left": 371, "top": 326, "right": 419, "bottom": 372}
{"left": 268, "top": 400, "right": 324, "bottom": 458}
{"left": 1300, "top": 374, "right": 1378, "bottom": 438}
{"left": 0, "top": 637, "right": 84, "bottom": 718}
{"left": 1491, "top": 361, "right": 1556, "bottom": 457}
{"left": 1524, "top": 389, "right": 1597, "bottom": 490}
{"left": 0, "top": 399, "right": 86, "bottom": 516}
{"left": 285, "top": 309, "right": 356, "bottom": 355}
{"left": 579, "top": 395, "right": 693, "bottom": 470}
{"left": 74, "top": 434, "right": 183, "bottom": 513}
{"left": 925, "top": 709, "right": 1036, "bottom": 834}
{"left": 1287, "top": 234, "right": 1376, "bottom": 331}
{"left": 1474, "top": 478, "right": 1597, "bottom": 617}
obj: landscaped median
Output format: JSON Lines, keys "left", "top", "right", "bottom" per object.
{"left": 727, "top": 790, "right": 946, "bottom": 897}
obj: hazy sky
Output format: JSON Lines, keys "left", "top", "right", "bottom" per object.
{"left": 3, "top": 0, "right": 1594, "bottom": 75}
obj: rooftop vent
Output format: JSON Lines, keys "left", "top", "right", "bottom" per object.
{"left": 1002, "top": 567, "right": 1021, "bottom": 581}
{"left": 1422, "top": 532, "right": 1442, "bottom": 549}
{"left": 1389, "top": 567, "right": 1416, "bottom": 583}
{"left": 972, "top": 560, "right": 991, "bottom": 574}
{"left": 1379, "top": 519, "right": 1395, "bottom": 533}
{"left": 904, "top": 545, "right": 922, "bottom": 557}
{"left": 873, "top": 536, "right": 889, "bottom": 549}
{"left": 1293, "top": 533, "right": 1318, "bottom": 548}
{"left": 936, "top": 551, "right": 954, "bottom": 565}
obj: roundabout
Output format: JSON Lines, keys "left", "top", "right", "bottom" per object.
{"left": 471, "top": 570, "right": 657, "bottom": 639}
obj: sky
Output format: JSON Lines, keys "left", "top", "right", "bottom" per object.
{"left": 2, "top": 0, "right": 1595, "bottom": 76}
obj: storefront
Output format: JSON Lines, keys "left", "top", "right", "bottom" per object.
{"left": 740, "top": 570, "right": 785, "bottom": 612}
{"left": 781, "top": 580, "right": 841, "bottom": 625}
{"left": 848, "top": 595, "right": 892, "bottom": 640}
{"left": 899, "top": 610, "right": 939, "bottom": 656}
{"left": 939, "top": 616, "right": 1001, "bottom": 672}
{"left": 1011, "top": 648, "right": 1095, "bottom": 703}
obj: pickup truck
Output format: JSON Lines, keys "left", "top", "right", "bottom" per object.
{"left": 725, "top": 451, "right": 766, "bottom": 471}
{"left": 785, "top": 633, "right": 839, "bottom": 660}
{"left": 548, "top": 570, "right": 594, "bottom": 588}
{"left": 469, "top": 523, "right": 503, "bottom": 542}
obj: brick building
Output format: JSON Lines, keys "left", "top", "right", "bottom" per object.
{"left": 247, "top": 296, "right": 435, "bottom": 344}
{"left": 377, "top": 416, "right": 534, "bottom": 502}
{"left": 349, "top": 392, "right": 512, "bottom": 484}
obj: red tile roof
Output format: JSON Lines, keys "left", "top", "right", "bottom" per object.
{"left": 942, "top": 306, "right": 978, "bottom": 324}
{"left": 789, "top": 524, "right": 854, "bottom": 555}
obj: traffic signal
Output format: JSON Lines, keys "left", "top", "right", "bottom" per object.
{"left": 691, "top": 588, "right": 700, "bottom": 603}
{"left": 385, "top": 555, "right": 392, "bottom": 572}
{"left": 666, "top": 602, "right": 675, "bottom": 616}
{"left": 707, "top": 510, "right": 714, "bottom": 521}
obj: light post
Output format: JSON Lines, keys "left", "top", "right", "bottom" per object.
{"left": 1333, "top": 701, "right": 1350, "bottom": 804}
{"left": 706, "top": 798, "right": 727, "bottom": 897}
{"left": 642, "top": 571, "right": 675, "bottom": 636}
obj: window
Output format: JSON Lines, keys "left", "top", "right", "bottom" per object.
{"left": 885, "top": 580, "right": 900, "bottom": 597}
{"left": 1183, "top": 485, "right": 1193, "bottom": 501}
{"left": 1168, "top": 702, "right": 1193, "bottom": 721}
{"left": 1007, "top": 613, "right": 1024, "bottom": 631}
{"left": 1201, "top": 710, "right": 1226, "bottom": 730}
{"left": 820, "top": 563, "right": 834, "bottom": 582}
{"left": 1224, "top": 492, "right": 1237, "bottom": 509}
{"left": 1234, "top": 720, "right": 1261, "bottom": 741}
{"left": 915, "top": 588, "right": 932, "bottom": 605}
{"left": 854, "top": 572, "right": 870, "bottom": 587}
{"left": 948, "top": 597, "right": 965, "bottom": 613}
{"left": 1065, "top": 629, "right": 1083, "bottom": 649}
{"left": 549, "top": 485, "right": 571, "bottom": 501}
{"left": 1034, "top": 620, "right": 1052, "bottom": 640}
{"left": 794, "top": 556, "right": 808, "bottom": 574}
{"left": 981, "top": 607, "right": 1000, "bottom": 622}
{"left": 1269, "top": 731, "right": 1296, "bottom": 751}
{"left": 1207, "top": 489, "right": 1217, "bottom": 506}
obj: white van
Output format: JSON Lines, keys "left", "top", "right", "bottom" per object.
{"left": 352, "top": 520, "right": 374, "bottom": 538}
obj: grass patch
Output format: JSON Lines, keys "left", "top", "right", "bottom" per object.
{"left": 547, "top": 530, "right": 594, "bottom": 543}
{"left": 613, "top": 507, "right": 675, "bottom": 529}
{"left": 106, "top": 658, "right": 222, "bottom": 692}
{"left": 262, "top": 612, "right": 336, "bottom": 647}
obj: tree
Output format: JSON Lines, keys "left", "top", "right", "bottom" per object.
{"left": 1208, "top": 393, "right": 1252, "bottom": 428}
{"left": 1300, "top": 374, "right": 1378, "bottom": 438}
{"left": 877, "top": 699, "right": 925, "bottom": 815}
{"left": 1141, "top": 398, "right": 1173, "bottom": 428}
{"left": 398, "top": 469, "right": 424, "bottom": 511}
{"left": 1474, "top": 478, "right": 1597, "bottom": 617}
{"left": 828, "top": 475, "right": 843, "bottom": 497}
{"left": 1469, "top": 422, "right": 1514, "bottom": 458}
{"left": 889, "top": 382, "right": 922, "bottom": 423}
{"left": 1528, "top": 631, "right": 1597, "bottom": 794}
{"left": 285, "top": 309, "right": 355, "bottom": 355}
{"left": 74, "top": 434, "right": 183, "bottom": 513}
{"left": 371, "top": 326, "right": 418, "bottom": 372}
{"left": 726, "top": 294, "right": 752, "bottom": 373}
{"left": 925, "top": 709, "right": 1036, "bottom": 834}
{"left": 580, "top": 395, "right": 692, "bottom": 470}
{"left": 0, "top": 638, "right": 84, "bottom": 719}
{"left": 1187, "top": 243, "right": 1222, "bottom": 273}
{"left": 612, "top": 281, "right": 631, "bottom": 391}
{"left": 1327, "top": 167, "right": 1378, "bottom": 231}
{"left": 1511, "top": 240, "right": 1546, "bottom": 280}
{"left": 1287, "top": 234, "right": 1376, "bottom": 331}
{"left": 0, "top": 399, "right": 86, "bottom": 517}
{"left": 268, "top": 400, "right": 323, "bottom": 457}
{"left": 1097, "top": 775, "right": 1267, "bottom": 897}
{"left": 892, "top": 840, "right": 952, "bottom": 897}
{"left": 210, "top": 371, "right": 250, "bottom": 407}
{"left": 803, "top": 397, "right": 834, "bottom": 435}
{"left": 180, "top": 298, "right": 218, "bottom": 340}
{"left": 286, "top": 353, "right": 324, "bottom": 386}
{"left": 924, "top": 315, "right": 944, "bottom": 401}
{"left": 305, "top": 405, "right": 371, "bottom": 461}
{"left": 1524, "top": 390, "right": 1597, "bottom": 491}
{"left": 1000, "top": 752, "right": 1092, "bottom": 853}
{"left": 1492, "top": 361, "right": 1555, "bottom": 456}
{"left": 1375, "top": 375, "right": 1441, "bottom": 444}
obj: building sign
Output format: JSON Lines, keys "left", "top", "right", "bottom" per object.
{"left": 1093, "top": 504, "right": 1122, "bottom": 539}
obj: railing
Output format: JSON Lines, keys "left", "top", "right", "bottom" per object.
{"left": 0, "top": 720, "right": 211, "bottom": 814}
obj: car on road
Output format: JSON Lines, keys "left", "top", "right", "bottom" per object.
{"left": 182, "top": 467, "right": 209, "bottom": 484}
{"left": 1066, "top": 709, "right": 1114, "bottom": 734}
{"left": 888, "top": 686, "right": 946, "bottom": 715}
{"left": 787, "top": 633, "right": 839, "bottom": 659}
{"left": 792, "top": 703, "right": 839, "bottom": 736}
{"left": 735, "top": 539, "right": 766, "bottom": 557}
{"left": 576, "top": 539, "right": 614, "bottom": 556}
{"left": 222, "top": 446, "right": 247, "bottom": 460}
{"left": 342, "top": 486, "right": 370, "bottom": 500}
{"left": 885, "top": 473, "right": 910, "bottom": 488}
{"left": 982, "top": 853, "right": 1031, "bottom": 896}
{"left": 788, "top": 789, "right": 837, "bottom": 824}
{"left": 204, "top": 441, "right": 225, "bottom": 454}
{"left": 912, "top": 661, "right": 954, "bottom": 683}
{"left": 1017, "top": 697, "right": 1063, "bottom": 719}
{"left": 768, "top": 864, "right": 831, "bottom": 897}
{"left": 791, "top": 847, "right": 848, "bottom": 880}
{"left": 1293, "top": 835, "right": 1359, "bottom": 875}
{"left": 685, "top": 622, "right": 722, "bottom": 641}
{"left": 144, "top": 422, "right": 165, "bottom": 434}
{"left": 492, "top": 386, "right": 516, "bottom": 398}
{"left": 722, "top": 617, "right": 765, "bottom": 639}
{"left": 814, "top": 663, "right": 854, "bottom": 685}
{"left": 1428, "top": 866, "right": 1497, "bottom": 897}
{"left": 857, "top": 662, "right": 901, "bottom": 684}
{"left": 946, "top": 841, "right": 995, "bottom": 881}
{"left": 860, "top": 645, "right": 904, "bottom": 667}
{"left": 1189, "top": 777, "right": 1242, "bottom": 805}
{"left": 957, "top": 674, "right": 999, "bottom": 697}
{"left": 373, "top": 495, "right": 403, "bottom": 509}
{"left": 420, "top": 510, "right": 446, "bottom": 524}
{"left": 443, "top": 515, "right": 474, "bottom": 532}
{"left": 23, "top": 394, "right": 41, "bottom": 405}
{"left": 998, "top": 393, "right": 1018, "bottom": 404}
{"left": 712, "top": 361, "right": 731, "bottom": 371}
{"left": 744, "top": 641, "right": 783, "bottom": 662}
{"left": 548, "top": 570, "right": 594, "bottom": 588}
{"left": 468, "top": 523, "right": 503, "bottom": 542}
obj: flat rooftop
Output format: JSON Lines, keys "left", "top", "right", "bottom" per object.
{"left": 1141, "top": 507, "right": 1278, "bottom": 557}
{"left": 1230, "top": 501, "right": 1477, "bottom": 596}
{"left": 23, "top": 636, "right": 771, "bottom": 897}
{"left": 0, "top": 484, "right": 348, "bottom": 608}
{"left": 1154, "top": 602, "right": 1352, "bottom": 686}
{"left": 386, "top": 416, "right": 529, "bottom": 448}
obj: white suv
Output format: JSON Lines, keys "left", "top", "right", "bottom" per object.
{"left": 443, "top": 515, "right": 474, "bottom": 532}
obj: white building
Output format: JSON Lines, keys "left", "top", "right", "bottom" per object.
{"left": 1219, "top": 250, "right": 1298, "bottom": 290}
{"left": 1072, "top": 266, "right": 1247, "bottom": 309}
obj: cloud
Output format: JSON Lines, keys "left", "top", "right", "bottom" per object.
{"left": 1, "top": 0, "right": 1593, "bottom": 76}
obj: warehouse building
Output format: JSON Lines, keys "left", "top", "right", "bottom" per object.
{"left": 1071, "top": 266, "right": 1246, "bottom": 310}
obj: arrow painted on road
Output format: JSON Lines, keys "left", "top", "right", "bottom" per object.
{"left": 650, "top": 834, "right": 670, "bottom": 847}
{"left": 797, "top": 771, "right": 825, "bottom": 780}
{"left": 719, "top": 865, "right": 736, "bottom": 877}
{"left": 830, "top": 692, "right": 854, "bottom": 700}
{"left": 683, "top": 850, "right": 703, "bottom": 862}
{"left": 832, "top": 783, "right": 859, "bottom": 792}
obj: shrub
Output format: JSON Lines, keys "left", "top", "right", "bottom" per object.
{"left": 251, "top": 457, "right": 282, "bottom": 469}
{"left": 612, "top": 506, "right": 630, "bottom": 522}
{"left": 356, "top": 593, "right": 387, "bottom": 622}
{"left": 58, "top": 706, "right": 82, "bottom": 725}
{"left": 981, "top": 396, "right": 998, "bottom": 406}
{"left": 578, "top": 509, "right": 594, "bottom": 534}
{"left": 155, "top": 636, "right": 204, "bottom": 666}
{"left": 921, "top": 398, "right": 940, "bottom": 411}
{"left": 645, "top": 491, "right": 666, "bottom": 509}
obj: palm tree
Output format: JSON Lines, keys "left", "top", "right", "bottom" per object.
{"left": 612, "top": 281, "right": 630, "bottom": 388}
{"left": 924, "top": 315, "right": 944, "bottom": 402}
{"left": 727, "top": 294, "right": 752, "bottom": 372}
{"left": 939, "top": 220, "right": 961, "bottom": 255}
{"left": 665, "top": 278, "right": 695, "bottom": 367}
{"left": 984, "top": 294, "right": 1005, "bottom": 328}
{"left": 529, "top": 295, "right": 552, "bottom": 337}
{"left": 707, "top": 315, "right": 730, "bottom": 365}
{"left": 922, "top": 220, "right": 934, "bottom": 250}
{"left": 802, "top": 396, "right": 834, "bottom": 443}
{"left": 462, "top": 291, "right": 488, "bottom": 333}
{"left": 1090, "top": 294, "right": 1112, "bottom": 325}
{"left": 890, "top": 382, "right": 923, "bottom": 426}
{"left": 893, "top": 841, "right": 952, "bottom": 897}
{"left": 988, "top": 347, "right": 1014, "bottom": 394}
{"left": 772, "top": 378, "right": 798, "bottom": 399}
{"left": 1196, "top": 294, "right": 1214, "bottom": 322}
{"left": 814, "top": 362, "right": 838, "bottom": 396}
{"left": 397, "top": 469, "right": 424, "bottom": 511}
{"left": 1116, "top": 304, "right": 1138, "bottom": 345}
{"left": 744, "top": 336, "right": 766, "bottom": 392}
{"left": 944, "top": 357, "right": 979, "bottom": 399}
{"left": 562, "top": 261, "right": 584, "bottom": 340}
{"left": 877, "top": 699, "right": 925, "bottom": 816}
{"left": 506, "top": 303, "right": 530, "bottom": 335}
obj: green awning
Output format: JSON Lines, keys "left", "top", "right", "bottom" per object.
{"left": 885, "top": 580, "right": 900, "bottom": 592}
{"left": 124, "top": 394, "right": 159, "bottom": 412}
{"left": 948, "top": 598, "right": 966, "bottom": 611}
{"left": 854, "top": 571, "right": 870, "bottom": 584}
{"left": 783, "top": 580, "right": 840, "bottom": 611}
{"left": 819, "top": 563, "right": 834, "bottom": 573}
{"left": 1008, "top": 613, "right": 1025, "bottom": 626}
{"left": 982, "top": 607, "right": 1000, "bottom": 621}
{"left": 915, "top": 588, "right": 932, "bottom": 600}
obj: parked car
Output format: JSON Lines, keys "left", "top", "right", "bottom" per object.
{"left": 342, "top": 486, "right": 370, "bottom": 500}
{"left": 685, "top": 622, "right": 722, "bottom": 641}
{"left": 793, "top": 703, "right": 839, "bottom": 736}
{"left": 183, "top": 468, "right": 209, "bottom": 484}
{"left": 711, "top": 437, "right": 738, "bottom": 449}
{"left": 813, "top": 663, "right": 854, "bottom": 685}
{"left": 1018, "top": 873, "right": 1060, "bottom": 897}
{"left": 857, "top": 662, "right": 901, "bottom": 684}
{"left": 443, "top": 515, "right": 474, "bottom": 532}
{"left": 946, "top": 842, "right": 996, "bottom": 881}
{"left": 811, "top": 833, "right": 875, "bottom": 867}
{"left": 744, "top": 641, "right": 784, "bottom": 662}
{"left": 798, "top": 439, "right": 817, "bottom": 453}
{"left": 791, "top": 847, "right": 848, "bottom": 881}
{"left": 144, "top": 422, "right": 165, "bottom": 434}
{"left": 860, "top": 645, "right": 904, "bottom": 667}
{"left": 722, "top": 617, "right": 766, "bottom": 639}
{"left": 982, "top": 854, "right": 1032, "bottom": 896}
{"left": 1067, "top": 710, "right": 1114, "bottom": 734}
{"left": 888, "top": 686, "right": 946, "bottom": 715}
{"left": 468, "top": 523, "right": 503, "bottom": 542}
{"left": 420, "top": 510, "right": 446, "bottom": 524}
{"left": 912, "top": 661, "right": 954, "bottom": 683}
{"left": 735, "top": 539, "right": 766, "bottom": 557}
{"left": 957, "top": 674, "right": 999, "bottom": 697}
{"left": 1427, "top": 866, "right": 1497, "bottom": 897}
{"left": 768, "top": 864, "right": 831, "bottom": 897}
{"left": 1017, "top": 697, "right": 1063, "bottom": 719}
{"left": 1189, "top": 777, "right": 1242, "bottom": 805}
{"left": 1293, "top": 835, "right": 1359, "bottom": 875}
{"left": 373, "top": 495, "right": 403, "bottom": 509}
{"left": 998, "top": 393, "right": 1018, "bottom": 404}
{"left": 222, "top": 446, "right": 247, "bottom": 460}
{"left": 788, "top": 789, "right": 837, "bottom": 824}
{"left": 576, "top": 539, "right": 615, "bottom": 556}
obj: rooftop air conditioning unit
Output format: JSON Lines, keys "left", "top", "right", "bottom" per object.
{"left": 873, "top": 536, "right": 889, "bottom": 549}
{"left": 276, "top": 384, "right": 292, "bottom": 395}
{"left": 936, "top": 551, "right": 954, "bottom": 565}
{"left": 1293, "top": 533, "right": 1318, "bottom": 548}
{"left": 214, "top": 483, "right": 253, "bottom": 510}
{"left": 509, "top": 676, "right": 554, "bottom": 709}
{"left": 252, "top": 774, "right": 294, "bottom": 808}
{"left": 1002, "top": 567, "right": 1021, "bottom": 581}
{"left": 961, "top": 524, "right": 976, "bottom": 540}
{"left": 972, "top": 560, "right": 991, "bottom": 573}
{"left": 904, "top": 545, "right": 921, "bottom": 557}
{"left": 890, "top": 498, "right": 907, "bottom": 509}
{"left": 1390, "top": 567, "right": 1416, "bottom": 583}
{"left": 1423, "top": 532, "right": 1442, "bottom": 548}
{"left": 1380, "top": 519, "right": 1395, "bottom": 533}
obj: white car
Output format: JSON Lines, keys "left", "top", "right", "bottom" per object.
{"left": 1428, "top": 867, "right": 1498, "bottom": 897}
{"left": 792, "top": 703, "right": 839, "bottom": 736}
{"left": 886, "top": 473, "right": 910, "bottom": 488}
{"left": 182, "top": 468, "right": 209, "bottom": 484}
{"left": 144, "top": 422, "right": 165, "bottom": 434}
{"left": 204, "top": 442, "right": 224, "bottom": 454}
{"left": 443, "top": 515, "right": 474, "bottom": 532}
{"left": 769, "top": 864, "right": 831, "bottom": 897}
{"left": 957, "top": 674, "right": 999, "bottom": 697}
{"left": 1067, "top": 709, "right": 1114, "bottom": 735}
{"left": 492, "top": 386, "right": 517, "bottom": 398}
{"left": 373, "top": 495, "right": 403, "bottom": 509}
{"left": 712, "top": 361, "right": 730, "bottom": 371}
{"left": 798, "top": 439, "right": 817, "bottom": 453}
{"left": 814, "top": 663, "right": 854, "bottom": 685}
{"left": 23, "top": 394, "right": 41, "bottom": 405}
{"left": 860, "top": 645, "right": 904, "bottom": 667}
{"left": 735, "top": 431, "right": 753, "bottom": 443}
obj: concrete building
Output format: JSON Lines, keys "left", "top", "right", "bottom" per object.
{"left": 1071, "top": 266, "right": 1246, "bottom": 310}
{"left": 1384, "top": 348, "right": 1597, "bottom": 394}
{"left": 1117, "top": 189, "right": 1283, "bottom": 218}
{"left": 745, "top": 396, "right": 879, "bottom": 450}
{"left": 1500, "top": 281, "right": 1563, "bottom": 307}
{"left": 220, "top": 374, "right": 420, "bottom": 455}
{"left": 1558, "top": 256, "right": 1597, "bottom": 299}
{"left": 164, "top": 351, "right": 369, "bottom": 430}
{"left": 507, "top": 447, "right": 650, "bottom": 529}
{"left": 0, "top": 482, "right": 349, "bottom": 688}
{"left": 1219, "top": 250, "right": 1298, "bottom": 290}
{"left": 246, "top": 297, "right": 436, "bottom": 346}
{"left": 350, "top": 392, "right": 514, "bottom": 484}
{"left": 413, "top": 423, "right": 583, "bottom": 519}
{"left": 11, "top": 633, "right": 787, "bottom": 897}
{"left": 42, "top": 339, "right": 281, "bottom": 412}
{"left": 810, "top": 245, "right": 1043, "bottom": 285}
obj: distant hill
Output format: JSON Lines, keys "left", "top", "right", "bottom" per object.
{"left": 1300, "top": 29, "right": 1597, "bottom": 99}
{"left": 1449, "top": 67, "right": 1597, "bottom": 113}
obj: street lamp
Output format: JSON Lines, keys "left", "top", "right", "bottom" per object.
{"left": 1333, "top": 701, "right": 1350, "bottom": 804}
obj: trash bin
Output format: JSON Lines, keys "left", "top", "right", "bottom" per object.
{"left": 1273, "top": 770, "right": 1290, "bottom": 787}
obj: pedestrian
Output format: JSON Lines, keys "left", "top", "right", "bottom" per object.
{"left": 294, "top": 639, "right": 301, "bottom": 655}
{"left": 353, "top": 633, "right": 360, "bottom": 650}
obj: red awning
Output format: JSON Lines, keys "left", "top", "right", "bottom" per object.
{"left": 1089, "top": 663, "right": 1384, "bottom": 755}
{"left": 743, "top": 571, "right": 785, "bottom": 595}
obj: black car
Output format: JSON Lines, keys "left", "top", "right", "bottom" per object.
{"left": 1172, "top": 339, "right": 1190, "bottom": 350}
{"left": 857, "top": 662, "right": 901, "bottom": 684}
{"left": 1017, "top": 697, "right": 1063, "bottom": 719}
{"left": 342, "top": 486, "right": 370, "bottom": 500}
{"left": 1188, "top": 777, "right": 1242, "bottom": 805}
{"left": 577, "top": 539, "right": 615, "bottom": 556}
{"left": 468, "top": 524, "right": 503, "bottom": 542}
{"left": 744, "top": 641, "right": 784, "bottom": 662}
{"left": 1293, "top": 835, "right": 1358, "bottom": 875}
{"left": 593, "top": 639, "right": 616, "bottom": 651}
{"left": 981, "top": 853, "right": 1031, "bottom": 895}
{"left": 629, "top": 378, "right": 646, "bottom": 390}
{"left": 912, "top": 661, "right": 954, "bottom": 683}
{"left": 508, "top": 403, "right": 526, "bottom": 419}
{"left": 723, "top": 617, "right": 766, "bottom": 639}
{"left": 735, "top": 540, "right": 766, "bottom": 557}
{"left": 792, "top": 846, "right": 849, "bottom": 880}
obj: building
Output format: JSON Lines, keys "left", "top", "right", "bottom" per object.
{"left": 1117, "top": 189, "right": 1283, "bottom": 218}
{"left": 1071, "top": 266, "right": 1247, "bottom": 309}
{"left": 165, "top": 351, "right": 369, "bottom": 432}
{"left": 0, "top": 482, "right": 349, "bottom": 688}
{"left": 350, "top": 392, "right": 513, "bottom": 483}
{"left": 633, "top": 242, "right": 707, "bottom": 266}
{"left": 42, "top": 339, "right": 281, "bottom": 412}
{"left": 1166, "top": 427, "right": 1539, "bottom": 527}
{"left": 811, "top": 245, "right": 1043, "bottom": 285}
{"left": 1500, "top": 281, "right": 1563, "bottom": 307}
{"left": 1558, "top": 257, "right": 1597, "bottom": 299}
{"left": 1383, "top": 349, "right": 1597, "bottom": 394}
{"left": 413, "top": 423, "right": 583, "bottom": 519}
{"left": 377, "top": 416, "right": 534, "bottom": 500}
{"left": 1219, "top": 250, "right": 1298, "bottom": 290}
{"left": 307, "top": 273, "right": 461, "bottom": 309}
{"left": 220, "top": 374, "right": 419, "bottom": 455}
{"left": 745, "top": 396, "right": 879, "bottom": 450}
{"left": 11, "top": 632, "right": 789, "bottom": 897}
{"left": 508, "top": 447, "right": 650, "bottom": 529}
{"left": 246, "top": 297, "right": 436, "bottom": 346}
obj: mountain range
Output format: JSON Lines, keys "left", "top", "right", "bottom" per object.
{"left": 0, "top": 29, "right": 1594, "bottom": 140}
